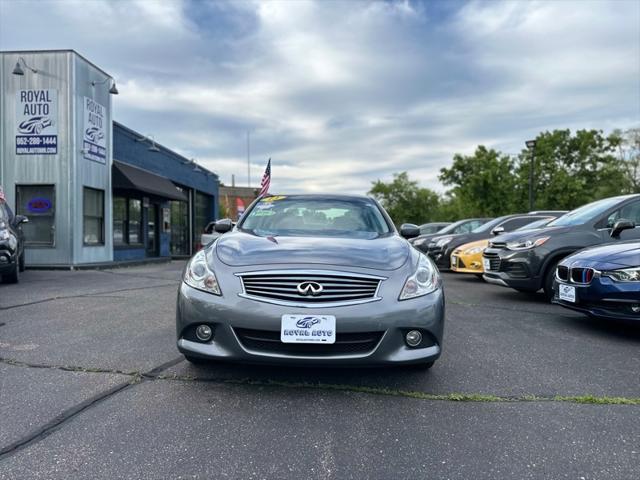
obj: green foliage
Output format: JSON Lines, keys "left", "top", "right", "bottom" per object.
{"left": 439, "top": 146, "right": 519, "bottom": 217}
{"left": 512, "top": 129, "right": 631, "bottom": 211}
{"left": 369, "top": 172, "right": 441, "bottom": 225}
{"left": 368, "top": 128, "right": 637, "bottom": 223}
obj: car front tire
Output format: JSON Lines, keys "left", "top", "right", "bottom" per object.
{"left": 543, "top": 260, "right": 561, "bottom": 301}
{"left": 2, "top": 262, "right": 19, "bottom": 284}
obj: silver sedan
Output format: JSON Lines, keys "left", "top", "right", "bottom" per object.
{"left": 176, "top": 194, "right": 445, "bottom": 368}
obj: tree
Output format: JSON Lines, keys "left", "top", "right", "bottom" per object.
{"left": 514, "top": 129, "right": 631, "bottom": 210}
{"left": 368, "top": 172, "right": 441, "bottom": 225}
{"left": 438, "top": 146, "right": 519, "bottom": 217}
{"left": 613, "top": 127, "right": 640, "bottom": 193}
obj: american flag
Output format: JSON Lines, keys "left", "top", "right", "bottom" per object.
{"left": 259, "top": 158, "right": 271, "bottom": 196}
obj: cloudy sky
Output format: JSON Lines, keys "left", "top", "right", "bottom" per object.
{"left": 1, "top": 0, "right": 639, "bottom": 193}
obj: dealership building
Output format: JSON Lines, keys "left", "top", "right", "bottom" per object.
{"left": 0, "top": 50, "right": 219, "bottom": 267}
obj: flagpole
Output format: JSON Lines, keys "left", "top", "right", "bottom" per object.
{"left": 247, "top": 130, "right": 251, "bottom": 187}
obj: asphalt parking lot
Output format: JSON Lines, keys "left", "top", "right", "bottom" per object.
{"left": 0, "top": 262, "right": 638, "bottom": 479}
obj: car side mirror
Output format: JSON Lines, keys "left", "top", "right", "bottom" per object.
{"left": 610, "top": 218, "right": 635, "bottom": 238}
{"left": 15, "top": 215, "right": 29, "bottom": 225}
{"left": 491, "top": 226, "right": 505, "bottom": 235}
{"left": 214, "top": 218, "right": 233, "bottom": 233}
{"left": 399, "top": 223, "right": 420, "bottom": 239}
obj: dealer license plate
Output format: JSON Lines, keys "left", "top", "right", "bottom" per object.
{"left": 558, "top": 284, "right": 576, "bottom": 303}
{"left": 483, "top": 258, "right": 491, "bottom": 271}
{"left": 281, "top": 314, "right": 336, "bottom": 344}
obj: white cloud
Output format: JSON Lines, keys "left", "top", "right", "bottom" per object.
{"left": 1, "top": 0, "right": 638, "bottom": 194}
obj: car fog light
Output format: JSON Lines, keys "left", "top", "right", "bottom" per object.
{"left": 405, "top": 330, "right": 422, "bottom": 347}
{"left": 631, "top": 304, "right": 640, "bottom": 313}
{"left": 195, "top": 324, "right": 213, "bottom": 342}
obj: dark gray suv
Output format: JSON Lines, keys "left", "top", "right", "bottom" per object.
{"left": 482, "top": 194, "right": 640, "bottom": 299}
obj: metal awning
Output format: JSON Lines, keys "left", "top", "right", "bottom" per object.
{"left": 112, "top": 160, "right": 188, "bottom": 201}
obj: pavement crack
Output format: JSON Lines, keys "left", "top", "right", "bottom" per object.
{"left": 146, "top": 374, "right": 640, "bottom": 406}
{"left": 0, "top": 282, "right": 177, "bottom": 314}
{"left": 0, "top": 356, "right": 184, "bottom": 461}
{"left": 4, "top": 356, "right": 638, "bottom": 406}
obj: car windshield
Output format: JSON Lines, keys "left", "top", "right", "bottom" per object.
{"left": 436, "top": 219, "right": 474, "bottom": 235}
{"left": 548, "top": 197, "right": 627, "bottom": 227}
{"left": 239, "top": 196, "right": 391, "bottom": 239}
{"left": 419, "top": 224, "right": 443, "bottom": 234}
{"left": 516, "top": 217, "right": 552, "bottom": 230}
{"left": 471, "top": 216, "right": 510, "bottom": 233}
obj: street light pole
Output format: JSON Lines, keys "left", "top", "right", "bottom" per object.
{"left": 525, "top": 140, "right": 536, "bottom": 211}
{"left": 247, "top": 131, "right": 251, "bottom": 187}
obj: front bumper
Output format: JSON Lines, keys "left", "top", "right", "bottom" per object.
{"left": 450, "top": 251, "right": 484, "bottom": 274}
{"left": 176, "top": 282, "right": 445, "bottom": 366}
{"left": 552, "top": 278, "right": 640, "bottom": 322}
{"left": 482, "top": 248, "right": 542, "bottom": 291}
{"left": 426, "top": 246, "right": 450, "bottom": 271}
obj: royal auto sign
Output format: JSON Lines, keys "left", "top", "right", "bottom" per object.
{"left": 15, "top": 89, "right": 58, "bottom": 155}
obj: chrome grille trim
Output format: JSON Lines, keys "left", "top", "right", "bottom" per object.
{"left": 235, "top": 269, "right": 386, "bottom": 308}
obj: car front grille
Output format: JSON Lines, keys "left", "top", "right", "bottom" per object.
{"left": 482, "top": 251, "right": 501, "bottom": 271}
{"left": 556, "top": 266, "right": 596, "bottom": 284}
{"left": 556, "top": 265, "right": 569, "bottom": 281}
{"left": 237, "top": 270, "right": 384, "bottom": 306}
{"left": 234, "top": 328, "right": 384, "bottom": 356}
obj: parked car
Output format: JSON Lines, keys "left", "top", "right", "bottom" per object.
{"left": 451, "top": 216, "right": 562, "bottom": 277}
{"left": 427, "top": 212, "right": 564, "bottom": 271}
{"left": 483, "top": 194, "right": 640, "bottom": 299}
{"left": 200, "top": 220, "right": 236, "bottom": 250}
{"left": 418, "top": 222, "right": 451, "bottom": 235}
{"left": 0, "top": 198, "right": 28, "bottom": 283}
{"left": 411, "top": 218, "right": 492, "bottom": 253}
{"left": 553, "top": 242, "right": 640, "bottom": 322}
{"left": 177, "top": 194, "right": 445, "bottom": 368}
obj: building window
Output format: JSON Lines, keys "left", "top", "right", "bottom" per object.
{"left": 113, "top": 197, "right": 126, "bottom": 245}
{"left": 128, "top": 199, "right": 142, "bottom": 244}
{"left": 113, "top": 196, "right": 143, "bottom": 246}
{"left": 16, "top": 184, "right": 55, "bottom": 246}
{"left": 83, "top": 187, "right": 104, "bottom": 245}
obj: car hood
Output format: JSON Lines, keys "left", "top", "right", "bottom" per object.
{"left": 215, "top": 232, "right": 410, "bottom": 270}
{"left": 491, "top": 225, "right": 573, "bottom": 244}
{"left": 561, "top": 242, "right": 640, "bottom": 269}
{"left": 454, "top": 238, "right": 489, "bottom": 253}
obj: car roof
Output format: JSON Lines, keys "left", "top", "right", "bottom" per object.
{"left": 262, "top": 193, "right": 373, "bottom": 201}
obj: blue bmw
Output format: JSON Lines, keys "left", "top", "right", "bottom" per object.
{"left": 553, "top": 242, "right": 640, "bottom": 321}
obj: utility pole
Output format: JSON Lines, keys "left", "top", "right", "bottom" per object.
{"left": 247, "top": 131, "right": 251, "bottom": 187}
{"left": 525, "top": 140, "right": 537, "bottom": 211}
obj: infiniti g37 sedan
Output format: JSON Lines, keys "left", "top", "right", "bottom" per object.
{"left": 176, "top": 194, "right": 445, "bottom": 368}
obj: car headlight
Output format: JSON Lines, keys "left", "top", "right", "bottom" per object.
{"left": 435, "top": 236, "right": 452, "bottom": 247}
{"left": 464, "top": 246, "right": 485, "bottom": 255}
{"left": 184, "top": 250, "right": 221, "bottom": 295}
{"left": 399, "top": 254, "right": 440, "bottom": 300}
{"left": 412, "top": 238, "right": 426, "bottom": 246}
{"left": 602, "top": 267, "right": 640, "bottom": 282}
{"left": 506, "top": 236, "right": 550, "bottom": 251}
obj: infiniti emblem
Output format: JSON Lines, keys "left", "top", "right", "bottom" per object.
{"left": 297, "top": 281, "right": 323, "bottom": 296}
